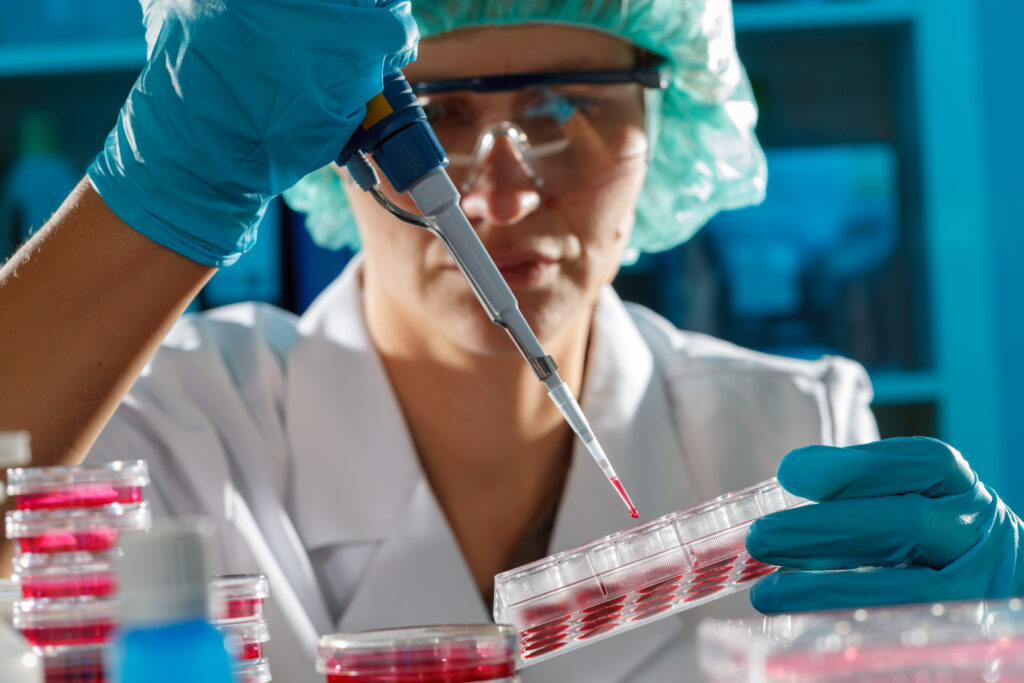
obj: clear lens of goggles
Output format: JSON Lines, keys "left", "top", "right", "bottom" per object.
{"left": 417, "top": 83, "right": 649, "bottom": 193}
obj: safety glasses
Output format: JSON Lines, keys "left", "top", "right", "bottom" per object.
{"left": 410, "top": 63, "right": 668, "bottom": 193}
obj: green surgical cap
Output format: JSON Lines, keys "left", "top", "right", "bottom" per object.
{"left": 282, "top": 0, "right": 767, "bottom": 262}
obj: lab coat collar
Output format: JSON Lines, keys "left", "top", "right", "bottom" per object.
{"left": 549, "top": 287, "right": 699, "bottom": 553}
{"left": 286, "top": 255, "right": 422, "bottom": 550}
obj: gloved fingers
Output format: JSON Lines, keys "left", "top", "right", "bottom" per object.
{"left": 750, "top": 566, "right": 946, "bottom": 614}
{"left": 746, "top": 489, "right": 988, "bottom": 570}
{"left": 228, "top": 0, "right": 419, "bottom": 53}
{"left": 777, "top": 437, "right": 976, "bottom": 503}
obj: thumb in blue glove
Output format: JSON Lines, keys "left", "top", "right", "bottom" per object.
{"left": 746, "top": 436, "right": 1024, "bottom": 613}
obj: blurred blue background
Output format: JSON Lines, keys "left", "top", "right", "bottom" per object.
{"left": 0, "top": 0, "right": 1020, "bottom": 507}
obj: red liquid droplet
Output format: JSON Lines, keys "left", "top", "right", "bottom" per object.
{"left": 609, "top": 476, "right": 638, "bottom": 518}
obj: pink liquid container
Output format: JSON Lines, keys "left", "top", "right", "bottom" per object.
{"left": 40, "top": 644, "right": 108, "bottom": 683}
{"left": 12, "top": 597, "right": 119, "bottom": 648}
{"left": 317, "top": 625, "right": 520, "bottom": 683}
{"left": 210, "top": 574, "right": 269, "bottom": 621}
{"left": 5, "top": 503, "right": 151, "bottom": 555}
{"left": 493, "top": 478, "right": 803, "bottom": 666}
{"left": 14, "top": 553, "right": 117, "bottom": 599}
{"left": 216, "top": 617, "right": 270, "bottom": 661}
{"left": 234, "top": 657, "right": 272, "bottom": 683}
{"left": 698, "top": 598, "right": 1024, "bottom": 682}
{"left": 7, "top": 461, "right": 149, "bottom": 511}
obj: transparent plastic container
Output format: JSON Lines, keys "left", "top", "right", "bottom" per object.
{"left": 7, "top": 461, "right": 149, "bottom": 511}
{"left": 12, "top": 597, "right": 119, "bottom": 648}
{"left": 493, "top": 478, "right": 803, "bottom": 666}
{"left": 210, "top": 575, "right": 270, "bottom": 621}
{"left": 234, "top": 658, "right": 272, "bottom": 683}
{"left": 13, "top": 553, "right": 117, "bottom": 599}
{"left": 39, "top": 643, "right": 108, "bottom": 683}
{"left": 698, "top": 598, "right": 1024, "bottom": 682}
{"left": 5, "top": 503, "right": 151, "bottom": 554}
{"left": 216, "top": 617, "right": 270, "bottom": 661}
{"left": 317, "top": 625, "right": 520, "bottom": 682}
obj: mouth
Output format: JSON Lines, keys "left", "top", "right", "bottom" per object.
{"left": 489, "top": 251, "right": 561, "bottom": 287}
{"left": 441, "top": 250, "right": 560, "bottom": 287}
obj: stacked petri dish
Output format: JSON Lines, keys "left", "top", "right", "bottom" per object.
{"left": 210, "top": 574, "right": 272, "bottom": 683}
{"left": 4, "top": 460, "right": 152, "bottom": 682}
{"left": 317, "top": 625, "right": 520, "bottom": 683}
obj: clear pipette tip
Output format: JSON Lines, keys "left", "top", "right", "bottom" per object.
{"left": 583, "top": 437, "right": 638, "bottom": 519}
{"left": 609, "top": 476, "right": 639, "bottom": 519}
{"left": 548, "top": 380, "right": 639, "bottom": 519}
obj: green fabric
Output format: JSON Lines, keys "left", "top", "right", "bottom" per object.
{"left": 283, "top": 0, "right": 766, "bottom": 262}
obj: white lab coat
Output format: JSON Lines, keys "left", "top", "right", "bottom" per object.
{"left": 87, "top": 256, "right": 878, "bottom": 682}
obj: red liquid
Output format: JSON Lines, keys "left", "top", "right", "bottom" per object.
{"left": 609, "top": 477, "right": 639, "bottom": 519}
{"left": 518, "top": 550, "right": 779, "bottom": 660}
{"left": 20, "top": 621, "right": 116, "bottom": 647}
{"left": 17, "top": 486, "right": 143, "bottom": 511}
{"left": 241, "top": 642, "right": 263, "bottom": 660}
{"left": 323, "top": 655, "right": 516, "bottom": 683}
{"left": 20, "top": 573, "right": 117, "bottom": 599}
{"left": 219, "top": 598, "right": 264, "bottom": 620}
{"left": 17, "top": 529, "right": 119, "bottom": 554}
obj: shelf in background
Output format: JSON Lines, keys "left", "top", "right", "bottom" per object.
{"left": 869, "top": 370, "right": 941, "bottom": 405}
{"left": 0, "top": 3, "right": 922, "bottom": 77}
{"left": 0, "top": 39, "right": 144, "bottom": 78}
{"left": 733, "top": 0, "right": 919, "bottom": 32}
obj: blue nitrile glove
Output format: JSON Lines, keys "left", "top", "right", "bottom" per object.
{"left": 88, "top": 0, "right": 418, "bottom": 266}
{"left": 746, "top": 437, "right": 1024, "bottom": 613}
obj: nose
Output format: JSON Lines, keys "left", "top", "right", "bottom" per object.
{"left": 459, "top": 131, "right": 543, "bottom": 227}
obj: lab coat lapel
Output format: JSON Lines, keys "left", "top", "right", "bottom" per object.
{"left": 287, "top": 256, "right": 421, "bottom": 551}
{"left": 550, "top": 288, "right": 700, "bottom": 551}
{"left": 338, "top": 476, "right": 491, "bottom": 631}
{"left": 534, "top": 288, "right": 700, "bottom": 682}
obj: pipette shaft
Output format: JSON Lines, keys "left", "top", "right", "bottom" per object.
{"left": 408, "top": 169, "right": 638, "bottom": 518}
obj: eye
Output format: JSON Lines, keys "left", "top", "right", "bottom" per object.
{"left": 418, "top": 95, "right": 472, "bottom": 128}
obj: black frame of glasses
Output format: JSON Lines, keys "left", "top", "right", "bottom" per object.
{"left": 410, "top": 61, "right": 669, "bottom": 95}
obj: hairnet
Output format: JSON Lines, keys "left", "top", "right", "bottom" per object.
{"left": 283, "top": 0, "right": 766, "bottom": 262}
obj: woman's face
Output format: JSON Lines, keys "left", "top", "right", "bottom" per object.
{"left": 344, "top": 24, "right": 649, "bottom": 356}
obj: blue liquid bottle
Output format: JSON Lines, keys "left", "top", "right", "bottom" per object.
{"left": 113, "top": 520, "right": 234, "bottom": 683}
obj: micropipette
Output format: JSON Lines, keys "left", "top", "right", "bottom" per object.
{"left": 338, "top": 72, "right": 638, "bottom": 519}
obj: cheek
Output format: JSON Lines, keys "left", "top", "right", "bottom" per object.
{"left": 561, "top": 165, "right": 646, "bottom": 279}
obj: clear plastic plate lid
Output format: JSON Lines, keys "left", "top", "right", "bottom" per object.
{"left": 235, "top": 657, "right": 273, "bottom": 683}
{"left": 317, "top": 624, "right": 518, "bottom": 680}
{"left": 493, "top": 478, "right": 804, "bottom": 666}
{"left": 13, "top": 548, "right": 122, "bottom": 570}
{"left": 215, "top": 616, "right": 271, "bottom": 643}
{"left": 5, "top": 502, "right": 152, "bottom": 538}
{"left": 12, "top": 596, "right": 120, "bottom": 628}
{"left": 7, "top": 460, "right": 149, "bottom": 493}
{"left": 698, "top": 598, "right": 1024, "bottom": 682}
{"left": 210, "top": 574, "right": 270, "bottom": 601}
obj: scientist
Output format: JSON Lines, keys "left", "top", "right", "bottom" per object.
{"left": 0, "top": 0, "right": 1021, "bottom": 681}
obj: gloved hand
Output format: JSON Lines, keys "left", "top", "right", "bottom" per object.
{"left": 88, "top": 0, "right": 418, "bottom": 266}
{"left": 746, "top": 437, "right": 1024, "bottom": 613}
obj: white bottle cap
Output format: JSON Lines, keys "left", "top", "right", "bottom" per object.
{"left": 119, "top": 518, "right": 217, "bottom": 626}
{"left": 0, "top": 432, "right": 31, "bottom": 506}
{"left": 0, "top": 432, "right": 30, "bottom": 468}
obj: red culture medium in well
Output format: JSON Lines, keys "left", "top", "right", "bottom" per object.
{"left": 19, "top": 573, "right": 117, "bottom": 599}
{"left": 16, "top": 485, "right": 144, "bottom": 511}
{"left": 323, "top": 652, "right": 516, "bottom": 683}
{"left": 224, "top": 598, "right": 264, "bottom": 620}
{"left": 18, "top": 529, "right": 119, "bottom": 554}
{"left": 20, "top": 621, "right": 117, "bottom": 647}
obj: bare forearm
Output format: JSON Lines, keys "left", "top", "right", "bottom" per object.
{"left": 0, "top": 178, "right": 215, "bottom": 466}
